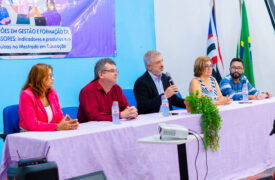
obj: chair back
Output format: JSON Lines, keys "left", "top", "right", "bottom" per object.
{"left": 122, "top": 89, "right": 137, "bottom": 107}
{"left": 172, "top": 92, "right": 184, "bottom": 110}
{"left": 61, "top": 107, "right": 78, "bottom": 119}
{"left": 3, "top": 104, "right": 20, "bottom": 134}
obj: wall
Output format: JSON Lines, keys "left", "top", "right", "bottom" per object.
{"left": 154, "top": 0, "right": 275, "bottom": 96}
{"left": 0, "top": 0, "right": 156, "bottom": 162}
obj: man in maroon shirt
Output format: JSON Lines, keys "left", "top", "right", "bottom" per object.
{"left": 77, "top": 58, "right": 138, "bottom": 122}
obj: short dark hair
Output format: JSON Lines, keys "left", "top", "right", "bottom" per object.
{"left": 94, "top": 58, "right": 116, "bottom": 80}
{"left": 230, "top": 58, "right": 244, "bottom": 67}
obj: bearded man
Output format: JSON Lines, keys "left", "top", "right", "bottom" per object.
{"left": 220, "top": 58, "right": 272, "bottom": 100}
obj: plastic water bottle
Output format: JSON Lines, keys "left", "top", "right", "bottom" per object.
{"left": 112, "top": 101, "right": 120, "bottom": 124}
{"left": 242, "top": 83, "right": 248, "bottom": 101}
{"left": 159, "top": 95, "right": 170, "bottom": 117}
{"left": 208, "top": 89, "right": 215, "bottom": 104}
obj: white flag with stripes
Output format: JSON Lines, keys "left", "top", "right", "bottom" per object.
{"left": 207, "top": 6, "right": 224, "bottom": 83}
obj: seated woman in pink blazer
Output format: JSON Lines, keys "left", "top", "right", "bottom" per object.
{"left": 19, "top": 63, "right": 79, "bottom": 131}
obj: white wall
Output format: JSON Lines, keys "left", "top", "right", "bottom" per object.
{"left": 154, "top": 0, "right": 275, "bottom": 97}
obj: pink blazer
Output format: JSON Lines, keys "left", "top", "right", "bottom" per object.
{"left": 19, "top": 87, "right": 64, "bottom": 131}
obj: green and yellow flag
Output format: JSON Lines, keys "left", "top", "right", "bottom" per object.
{"left": 237, "top": 0, "right": 255, "bottom": 87}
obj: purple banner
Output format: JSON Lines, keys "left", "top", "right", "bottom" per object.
{"left": 0, "top": 0, "right": 116, "bottom": 59}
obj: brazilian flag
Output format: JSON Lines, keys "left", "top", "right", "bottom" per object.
{"left": 237, "top": 0, "right": 255, "bottom": 87}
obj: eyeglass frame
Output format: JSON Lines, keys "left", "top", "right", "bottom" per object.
{"left": 204, "top": 64, "right": 214, "bottom": 70}
{"left": 230, "top": 66, "right": 243, "bottom": 71}
{"left": 48, "top": 73, "right": 54, "bottom": 79}
{"left": 102, "top": 69, "right": 119, "bottom": 74}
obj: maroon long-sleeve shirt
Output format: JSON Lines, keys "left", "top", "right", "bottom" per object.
{"left": 77, "top": 80, "right": 129, "bottom": 122}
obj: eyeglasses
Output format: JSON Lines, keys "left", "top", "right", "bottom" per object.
{"left": 49, "top": 73, "right": 54, "bottom": 79}
{"left": 103, "top": 69, "right": 119, "bottom": 74}
{"left": 204, "top": 65, "right": 214, "bottom": 70}
{"left": 231, "top": 66, "right": 243, "bottom": 71}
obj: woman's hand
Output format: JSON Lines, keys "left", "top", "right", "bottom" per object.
{"left": 56, "top": 114, "right": 79, "bottom": 131}
{"left": 215, "top": 96, "right": 231, "bottom": 105}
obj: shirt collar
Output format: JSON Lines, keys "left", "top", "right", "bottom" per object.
{"left": 95, "top": 80, "right": 116, "bottom": 94}
{"left": 95, "top": 80, "right": 104, "bottom": 91}
{"left": 148, "top": 71, "right": 162, "bottom": 81}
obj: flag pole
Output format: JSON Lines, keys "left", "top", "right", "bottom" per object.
{"left": 213, "top": 0, "right": 215, "bottom": 19}
{"left": 239, "top": 0, "right": 242, "bottom": 14}
{"left": 237, "top": 0, "right": 242, "bottom": 56}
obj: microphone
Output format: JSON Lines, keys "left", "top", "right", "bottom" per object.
{"left": 269, "top": 119, "right": 275, "bottom": 136}
{"left": 165, "top": 72, "right": 174, "bottom": 85}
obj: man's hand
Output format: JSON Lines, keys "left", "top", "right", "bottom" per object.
{"left": 121, "top": 106, "right": 138, "bottom": 119}
{"left": 254, "top": 92, "right": 272, "bottom": 100}
{"left": 266, "top": 92, "right": 272, "bottom": 98}
{"left": 164, "top": 85, "right": 178, "bottom": 98}
{"left": 256, "top": 93, "right": 268, "bottom": 100}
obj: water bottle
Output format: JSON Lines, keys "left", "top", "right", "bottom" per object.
{"left": 208, "top": 89, "right": 215, "bottom": 104}
{"left": 160, "top": 95, "right": 170, "bottom": 117}
{"left": 112, "top": 101, "right": 120, "bottom": 124}
{"left": 242, "top": 82, "right": 248, "bottom": 101}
